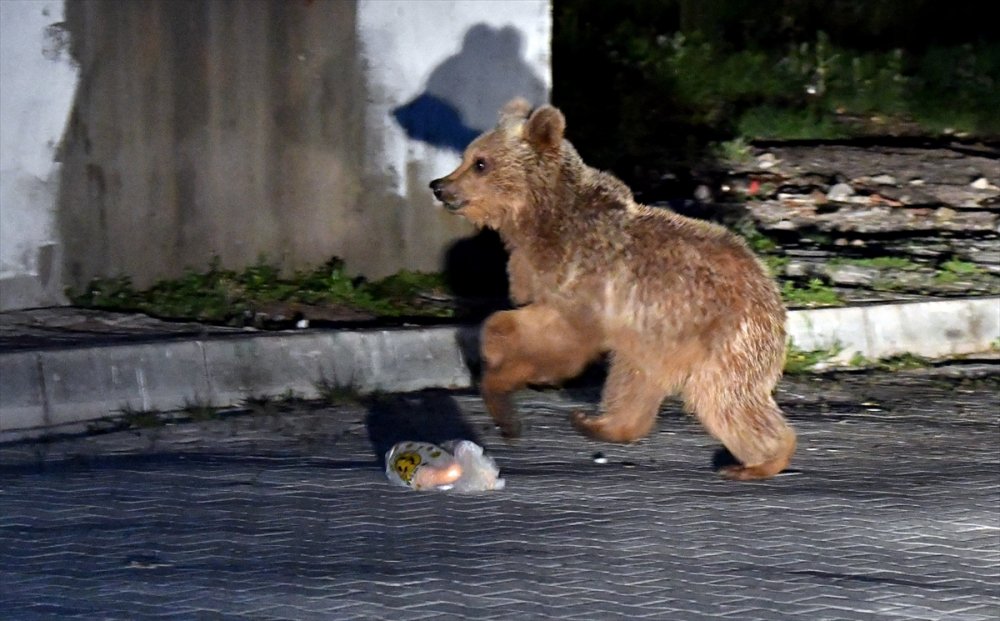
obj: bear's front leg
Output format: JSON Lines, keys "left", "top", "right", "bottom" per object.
{"left": 480, "top": 305, "right": 601, "bottom": 439}
{"left": 570, "top": 353, "right": 669, "bottom": 443}
{"left": 506, "top": 252, "right": 535, "bottom": 306}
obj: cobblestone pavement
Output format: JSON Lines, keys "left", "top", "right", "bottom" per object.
{"left": 2, "top": 370, "right": 998, "bottom": 620}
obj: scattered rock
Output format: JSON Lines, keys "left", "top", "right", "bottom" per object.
{"left": 714, "top": 143, "right": 1000, "bottom": 301}
{"left": 824, "top": 264, "right": 879, "bottom": 286}
{"left": 827, "top": 183, "right": 855, "bottom": 202}
{"left": 971, "top": 177, "right": 996, "bottom": 190}
{"left": 757, "top": 153, "right": 777, "bottom": 169}
{"left": 935, "top": 207, "right": 958, "bottom": 223}
{"left": 785, "top": 261, "right": 811, "bottom": 278}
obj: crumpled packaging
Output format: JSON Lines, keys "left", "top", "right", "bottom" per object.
{"left": 385, "top": 440, "right": 505, "bottom": 492}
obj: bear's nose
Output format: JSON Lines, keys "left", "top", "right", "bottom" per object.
{"left": 429, "top": 178, "right": 444, "bottom": 201}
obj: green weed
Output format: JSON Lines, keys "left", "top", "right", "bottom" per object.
{"left": 314, "top": 377, "right": 363, "bottom": 405}
{"left": 70, "top": 257, "right": 454, "bottom": 325}
{"left": 785, "top": 343, "right": 841, "bottom": 374}
{"left": 875, "top": 353, "right": 931, "bottom": 371}
{"left": 939, "top": 260, "right": 983, "bottom": 275}
{"left": 181, "top": 399, "right": 222, "bottom": 422}
{"left": 830, "top": 256, "right": 920, "bottom": 270}
{"left": 118, "top": 405, "right": 165, "bottom": 429}
{"left": 781, "top": 279, "right": 843, "bottom": 308}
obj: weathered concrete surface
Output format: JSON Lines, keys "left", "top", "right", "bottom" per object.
{"left": 56, "top": 0, "right": 368, "bottom": 290}
{"left": 788, "top": 296, "right": 1000, "bottom": 365}
{"left": 1, "top": 371, "right": 997, "bottom": 620}
{"left": 0, "top": 326, "right": 475, "bottom": 437}
{"left": 51, "top": 0, "right": 551, "bottom": 297}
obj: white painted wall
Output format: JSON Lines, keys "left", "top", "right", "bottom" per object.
{"left": 357, "top": 0, "right": 551, "bottom": 194}
{"left": 0, "top": 0, "right": 79, "bottom": 309}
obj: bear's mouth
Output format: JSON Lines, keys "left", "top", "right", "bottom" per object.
{"left": 442, "top": 200, "right": 466, "bottom": 213}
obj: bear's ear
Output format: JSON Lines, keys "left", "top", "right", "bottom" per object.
{"left": 525, "top": 105, "right": 565, "bottom": 152}
{"left": 498, "top": 98, "right": 532, "bottom": 128}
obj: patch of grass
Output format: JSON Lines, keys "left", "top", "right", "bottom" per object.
{"left": 118, "top": 405, "right": 165, "bottom": 429}
{"left": 932, "top": 260, "right": 983, "bottom": 285}
{"left": 933, "top": 270, "right": 960, "bottom": 284}
{"left": 761, "top": 255, "right": 789, "bottom": 278}
{"left": 802, "top": 232, "right": 834, "bottom": 246}
{"left": 181, "top": 399, "right": 222, "bottom": 422}
{"left": 848, "top": 351, "right": 870, "bottom": 367}
{"left": 314, "top": 377, "right": 363, "bottom": 405}
{"left": 734, "top": 221, "right": 780, "bottom": 253}
{"left": 785, "top": 343, "right": 841, "bottom": 374}
{"left": 830, "top": 256, "right": 921, "bottom": 270}
{"left": 781, "top": 278, "right": 843, "bottom": 308}
{"left": 737, "top": 106, "right": 847, "bottom": 141}
{"left": 364, "top": 270, "right": 453, "bottom": 317}
{"left": 939, "top": 259, "right": 983, "bottom": 276}
{"left": 69, "top": 257, "right": 454, "bottom": 325}
{"left": 875, "top": 353, "right": 931, "bottom": 371}
{"left": 844, "top": 351, "right": 932, "bottom": 371}
{"left": 714, "top": 136, "right": 753, "bottom": 164}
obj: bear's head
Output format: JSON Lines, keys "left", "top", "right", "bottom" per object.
{"left": 429, "top": 98, "right": 566, "bottom": 230}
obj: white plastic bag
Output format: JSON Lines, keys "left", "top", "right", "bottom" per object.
{"left": 444, "top": 440, "right": 506, "bottom": 492}
{"left": 385, "top": 440, "right": 505, "bottom": 492}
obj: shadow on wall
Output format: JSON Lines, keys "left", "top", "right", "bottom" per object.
{"left": 394, "top": 24, "right": 548, "bottom": 305}
{"left": 392, "top": 23, "right": 548, "bottom": 152}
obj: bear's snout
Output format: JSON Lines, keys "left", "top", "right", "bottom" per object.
{"left": 429, "top": 178, "right": 445, "bottom": 201}
{"left": 429, "top": 178, "right": 462, "bottom": 211}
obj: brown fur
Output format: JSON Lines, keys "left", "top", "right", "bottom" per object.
{"left": 429, "top": 99, "right": 795, "bottom": 480}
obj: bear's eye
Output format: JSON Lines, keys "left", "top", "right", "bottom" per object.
{"left": 473, "top": 157, "right": 488, "bottom": 174}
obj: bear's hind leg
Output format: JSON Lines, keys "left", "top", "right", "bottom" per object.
{"left": 684, "top": 381, "right": 796, "bottom": 480}
{"left": 570, "top": 354, "right": 669, "bottom": 443}
{"left": 719, "top": 425, "right": 795, "bottom": 480}
{"left": 481, "top": 305, "right": 600, "bottom": 438}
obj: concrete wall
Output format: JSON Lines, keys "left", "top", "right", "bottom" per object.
{"left": 0, "top": 0, "right": 550, "bottom": 309}
{"left": 0, "top": 0, "right": 79, "bottom": 310}
{"left": 56, "top": 0, "right": 369, "bottom": 291}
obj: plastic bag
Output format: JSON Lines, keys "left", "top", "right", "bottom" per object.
{"left": 385, "top": 440, "right": 505, "bottom": 492}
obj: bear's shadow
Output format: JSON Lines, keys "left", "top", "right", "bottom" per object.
{"left": 364, "top": 390, "right": 484, "bottom": 467}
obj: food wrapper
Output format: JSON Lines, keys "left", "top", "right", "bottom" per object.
{"left": 385, "top": 440, "right": 505, "bottom": 492}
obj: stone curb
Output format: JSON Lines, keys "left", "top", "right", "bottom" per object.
{"left": 1, "top": 297, "right": 997, "bottom": 438}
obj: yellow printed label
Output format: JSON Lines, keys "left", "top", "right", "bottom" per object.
{"left": 391, "top": 451, "right": 423, "bottom": 483}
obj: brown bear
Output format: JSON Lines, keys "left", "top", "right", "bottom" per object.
{"left": 429, "top": 99, "right": 795, "bottom": 480}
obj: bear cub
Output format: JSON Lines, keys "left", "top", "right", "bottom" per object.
{"left": 430, "top": 99, "right": 795, "bottom": 480}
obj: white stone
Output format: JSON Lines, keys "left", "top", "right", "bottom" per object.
{"left": 827, "top": 183, "right": 855, "bottom": 202}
